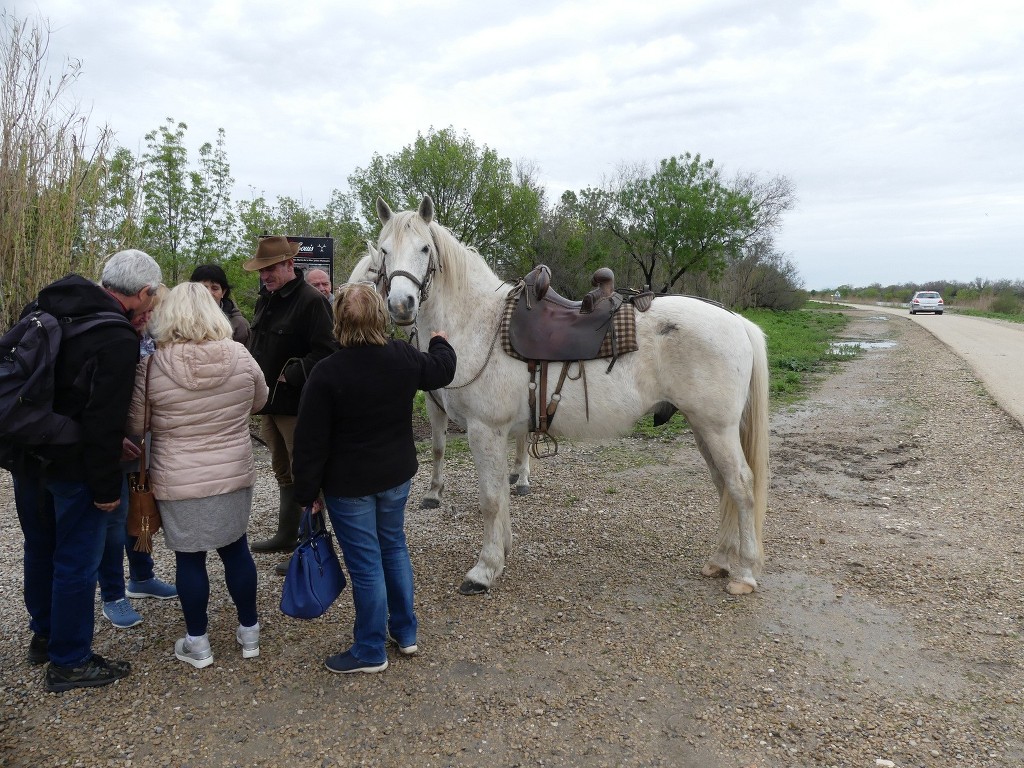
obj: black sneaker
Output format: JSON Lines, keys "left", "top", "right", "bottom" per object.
{"left": 45, "top": 654, "right": 130, "bottom": 693}
{"left": 27, "top": 634, "right": 49, "bottom": 665}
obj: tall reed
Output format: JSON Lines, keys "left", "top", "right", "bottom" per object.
{"left": 1, "top": 12, "right": 112, "bottom": 331}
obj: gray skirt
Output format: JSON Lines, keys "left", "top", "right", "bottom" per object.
{"left": 160, "top": 486, "right": 254, "bottom": 553}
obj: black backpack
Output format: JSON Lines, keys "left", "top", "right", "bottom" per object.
{"left": 0, "top": 307, "right": 134, "bottom": 447}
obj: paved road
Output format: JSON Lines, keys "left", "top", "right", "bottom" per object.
{"left": 845, "top": 303, "right": 1024, "bottom": 427}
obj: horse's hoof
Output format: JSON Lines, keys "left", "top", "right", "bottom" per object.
{"left": 701, "top": 562, "right": 728, "bottom": 578}
{"left": 420, "top": 498, "right": 440, "bottom": 509}
{"left": 513, "top": 485, "right": 531, "bottom": 496}
{"left": 458, "top": 579, "right": 488, "bottom": 595}
{"left": 508, "top": 473, "right": 519, "bottom": 484}
{"left": 725, "top": 579, "right": 756, "bottom": 596}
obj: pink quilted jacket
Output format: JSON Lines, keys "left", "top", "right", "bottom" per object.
{"left": 126, "top": 340, "right": 269, "bottom": 501}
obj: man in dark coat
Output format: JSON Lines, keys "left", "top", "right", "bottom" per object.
{"left": 8, "top": 249, "right": 162, "bottom": 692}
{"left": 243, "top": 236, "right": 338, "bottom": 558}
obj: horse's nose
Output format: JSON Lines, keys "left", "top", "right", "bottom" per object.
{"left": 388, "top": 294, "right": 417, "bottom": 325}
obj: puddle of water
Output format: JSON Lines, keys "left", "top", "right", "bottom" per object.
{"left": 830, "top": 339, "right": 896, "bottom": 352}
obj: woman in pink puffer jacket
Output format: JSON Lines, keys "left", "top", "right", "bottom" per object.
{"left": 127, "top": 282, "right": 268, "bottom": 669}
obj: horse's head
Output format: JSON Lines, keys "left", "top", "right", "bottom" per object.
{"left": 375, "top": 196, "right": 438, "bottom": 326}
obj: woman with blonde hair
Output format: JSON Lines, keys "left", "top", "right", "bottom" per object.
{"left": 292, "top": 282, "right": 456, "bottom": 674}
{"left": 127, "top": 282, "right": 269, "bottom": 668}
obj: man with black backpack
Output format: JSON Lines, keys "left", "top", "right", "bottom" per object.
{"left": 2, "top": 249, "right": 162, "bottom": 693}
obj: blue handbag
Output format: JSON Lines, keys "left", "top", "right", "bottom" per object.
{"left": 280, "top": 507, "right": 346, "bottom": 619}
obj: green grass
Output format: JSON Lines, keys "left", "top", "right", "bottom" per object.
{"left": 631, "top": 411, "right": 690, "bottom": 438}
{"left": 742, "top": 307, "right": 855, "bottom": 402}
{"left": 949, "top": 308, "right": 1024, "bottom": 324}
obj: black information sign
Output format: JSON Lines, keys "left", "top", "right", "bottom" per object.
{"left": 287, "top": 236, "right": 334, "bottom": 287}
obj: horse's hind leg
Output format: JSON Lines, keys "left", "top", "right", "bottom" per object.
{"left": 460, "top": 424, "right": 513, "bottom": 595}
{"left": 508, "top": 432, "right": 531, "bottom": 496}
{"left": 692, "top": 430, "right": 728, "bottom": 579}
{"left": 421, "top": 395, "right": 448, "bottom": 509}
{"left": 693, "top": 428, "right": 761, "bottom": 594}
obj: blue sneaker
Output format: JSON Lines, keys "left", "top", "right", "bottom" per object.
{"left": 324, "top": 650, "right": 388, "bottom": 674}
{"left": 102, "top": 598, "right": 143, "bottom": 628}
{"left": 126, "top": 578, "right": 177, "bottom": 600}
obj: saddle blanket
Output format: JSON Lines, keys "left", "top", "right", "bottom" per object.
{"left": 499, "top": 290, "right": 639, "bottom": 362}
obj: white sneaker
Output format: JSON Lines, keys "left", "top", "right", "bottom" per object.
{"left": 174, "top": 634, "right": 213, "bottom": 669}
{"left": 236, "top": 623, "right": 260, "bottom": 659}
{"left": 388, "top": 634, "right": 418, "bottom": 656}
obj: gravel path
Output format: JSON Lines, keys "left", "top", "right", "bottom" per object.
{"left": 0, "top": 309, "right": 1021, "bottom": 767}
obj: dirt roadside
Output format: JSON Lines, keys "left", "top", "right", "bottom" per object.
{"left": 0, "top": 309, "right": 1021, "bottom": 768}
{"left": 854, "top": 304, "right": 1024, "bottom": 425}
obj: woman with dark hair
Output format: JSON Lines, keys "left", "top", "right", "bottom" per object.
{"left": 189, "top": 264, "right": 250, "bottom": 345}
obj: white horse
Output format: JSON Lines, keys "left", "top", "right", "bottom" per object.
{"left": 373, "top": 196, "right": 770, "bottom": 596}
{"left": 349, "top": 248, "right": 534, "bottom": 507}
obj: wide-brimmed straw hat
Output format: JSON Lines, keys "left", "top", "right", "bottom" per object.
{"left": 243, "top": 236, "right": 302, "bottom": 271}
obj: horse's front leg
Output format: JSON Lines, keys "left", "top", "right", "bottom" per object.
{"left": 421, "top": 394, "right": 448, "bottom": 509}
{"left": 460, "top": 423, "right": 513, "bottom": 595}
{"left": 508, "top": 432, "right": 531, "bottom": 496}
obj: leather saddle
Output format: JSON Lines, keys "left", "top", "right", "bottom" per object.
{"left": 508, "top": 265, "right": 622, "bottom": 362}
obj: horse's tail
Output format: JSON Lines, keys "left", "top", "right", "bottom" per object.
{"left": 738, "top": 320, "right": 770, "bottom": 568}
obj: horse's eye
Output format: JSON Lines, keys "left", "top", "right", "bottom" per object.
{"left": 381, "top": 247, "right": 389, "bottom": 257}
{"left": 421, "top": 245, "right": 430, "bottom": 255}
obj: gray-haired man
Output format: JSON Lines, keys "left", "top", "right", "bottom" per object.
{"left": 8, "top": 249, "right": 162, "bottom": 692}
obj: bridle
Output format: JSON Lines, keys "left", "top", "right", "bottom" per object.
{"left": 377, "top": 240, "right": 440, "bottom": 325}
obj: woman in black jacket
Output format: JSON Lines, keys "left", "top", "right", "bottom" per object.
{"left": 292, "top": 282, "right": 456, "bottom": 674}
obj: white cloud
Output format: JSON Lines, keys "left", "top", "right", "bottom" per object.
{"left": 14, "top": 0, "right": 1024, "bottom": 288}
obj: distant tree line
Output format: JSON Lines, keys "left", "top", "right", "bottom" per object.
{"left": 2, "top": 11, "right": 804, "bottom": 331}
{"left": 814, "top": 279, "right": 1024, "bottom": 315}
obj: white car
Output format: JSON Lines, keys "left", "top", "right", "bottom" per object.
{"left": 910, "top": 291, "right": 944, "bottom": 315}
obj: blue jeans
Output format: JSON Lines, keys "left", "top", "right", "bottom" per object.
{"left": 13, "top": 474, "right": 107, "bottom": 667}
{"left": 98, "top": 475, "right": 156, "bottom": 602}
{"left": 174, "top": 534, "right": 258, "bottom": 637}
{"left": 325, "top": 480, "right": 415, "bottom": 664}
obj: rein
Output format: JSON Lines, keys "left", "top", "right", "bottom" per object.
{"left": 413, "top": 308, "right": 503, "bottom": 394}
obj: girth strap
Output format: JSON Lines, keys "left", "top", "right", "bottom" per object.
{"left": 527, "top": 360, "right": 585, "bottom": 459}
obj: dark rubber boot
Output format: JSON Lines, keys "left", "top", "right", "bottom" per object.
{"left": 251, "top": 484, "right": 302, "bottom": 553}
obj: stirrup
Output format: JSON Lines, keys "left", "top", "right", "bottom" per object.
{"left": 529, "top": 431, "right": 558, "bottom": 459}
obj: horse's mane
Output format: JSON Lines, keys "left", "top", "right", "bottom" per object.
{"left": 380, "top": 209, "right": 500, "bottom": 296}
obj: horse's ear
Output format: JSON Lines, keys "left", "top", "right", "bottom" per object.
{"left": 376, "top": 197, "right": 393, "bottom": 225}
{"left": 365, "top": 239, "right": 378, "bottom": 259}
{"left": 418, "top": 195, "right": 435, "bottom": 225}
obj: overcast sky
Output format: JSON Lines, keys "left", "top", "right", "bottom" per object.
{"left": 15, "top": 0, "right": 1024, "bottom": 289}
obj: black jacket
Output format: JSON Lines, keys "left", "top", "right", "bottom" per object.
{"left": 12, "top": 275, "right": 140, "bottom": 503}
{"left": 247, "top": 270, "right": 338, "bottom": 415}
{"left": 221, "top": 297, "right": 250, "bottom": 345}
{"left": 291, "top": 336, "right": 457, "bottom": 504}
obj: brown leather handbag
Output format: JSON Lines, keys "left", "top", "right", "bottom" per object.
{"left": 126, "top": 357, "right": 161, "bottom": 552}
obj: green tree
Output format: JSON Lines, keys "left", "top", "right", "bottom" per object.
{"left": 348, "top": 126, "right": 542, "bottom": 278}
{"left": 140, "top": 118, "right": 235, "bottom": 284}
{"left": 191, "top": 128, "right": 236, "bottom": 265}
{"left": 534, "top": 188, "right": 632, "bottom": 297}
{"left": 79, "top": 146, "right": 143, "bottom": 257}
{"left": 608, "top": 154, "right": 756, "bottom": 294}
